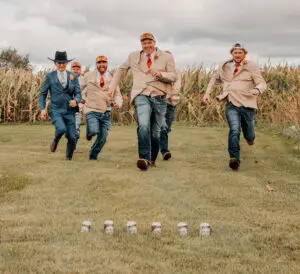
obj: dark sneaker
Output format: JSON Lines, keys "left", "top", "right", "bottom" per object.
{"left": 137, "top": 159, "right": 150, "bottom": 171}
{"left": 229, "top": 158, "right": 240, "bottom": 171}
{"left": 246, "top": 140, "right": 255, "bottom": 145}
{"left": 86, "top": 134, "right": 92, "bottom": 141}
{"left": 163, "top": 152, "right": 172, "bottom": 161}
{"left": 50, "top": 139, "right": 58, "bottom": 152}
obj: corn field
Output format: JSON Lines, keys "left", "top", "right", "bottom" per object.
{"left": 0, "top": 65, "right": 300, "bottom": 128}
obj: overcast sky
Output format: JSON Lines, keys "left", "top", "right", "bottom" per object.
{"left": 1, "top": 0, "right": 300, "bottom": 70}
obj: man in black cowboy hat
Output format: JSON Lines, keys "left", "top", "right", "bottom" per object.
{"left": 39, "top": 51, "right": 82, "bottom": 160}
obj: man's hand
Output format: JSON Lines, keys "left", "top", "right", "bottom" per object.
{"left": 153, "top": 71, "right": 162, "bottom": 79}
{"left": 69, "top": 100, "right": 77, "bottom": 108}
{"left": 249, "top": 88, "right": 260, "bottom": 99}
{"left": 78, "top": 103, "right": 84, "bottom": 112}
{"left": 149, "top": 68, "right": 162, "bottom": 79}
{"left": 108, "top": 90, "right": 114, "bottom": 98}
{"left": 40, "top": 109, "right": 47, "bottom": 121}
{"left": 250, "top": 88, "right": 260, "bottom": 96}
{"left": 202, "top": 94, "right": 210, "bottom": 104}
{"left": 110, "top": 102, "right": 119, "bottom": 109}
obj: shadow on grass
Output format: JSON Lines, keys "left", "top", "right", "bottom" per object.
{"left": 0, "top": 136, "right": 13, "bottom": 143}
{"left": 0, "top": 174, "right": 31, "bottom": 198}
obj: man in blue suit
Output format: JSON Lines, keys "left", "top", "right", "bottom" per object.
{"left": 39, "top": 51, "right": 82, "bottom": 160}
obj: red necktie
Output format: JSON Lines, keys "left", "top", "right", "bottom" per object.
{"left": 146, "top": 54, "right": 152, "bottom": 68}
{"left": 233, "top": 63, "right": 240, "bottom": 76}
{"left": 100, "top": 74, "right": 105, "bottom": 88}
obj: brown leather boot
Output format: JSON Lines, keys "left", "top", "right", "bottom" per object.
{"left": 246, "top": 140, "right": 255, "bottom": 145}
{"left": 229, "top": 158, "right": 240, "bottom": 171}
{"left": 163, "top": 152, "right": 172, "bottom": 161}
{"left": 137, "top": 159, "right": 150, "bottom": 171}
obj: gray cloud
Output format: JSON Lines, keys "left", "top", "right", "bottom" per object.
{"left": 1, "top": 0, "right": 300, "bottom": 70}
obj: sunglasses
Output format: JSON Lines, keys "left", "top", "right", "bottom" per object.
{"left": 56, "top": 62, "right": 67, "bottom": 65}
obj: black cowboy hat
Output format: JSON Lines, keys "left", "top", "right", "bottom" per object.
{"left": 48, "top": 51, "right": 74, "bottom": 63}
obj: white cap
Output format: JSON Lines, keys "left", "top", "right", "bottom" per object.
{"left": 230, "top": 42, "right": 247, "bottom": 53}
{"left": 177, "top": 222, "right": 188, "bottom": 227}
{"left": 152, "top": 222, "right": 161, "bottom": 227}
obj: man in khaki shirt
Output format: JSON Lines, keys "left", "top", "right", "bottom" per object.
{"left": 71, "top": 61, "right": 86, "bottom": 151}
{"left": 82, "top": 56, "right": 122, "bottom": 160}
{"left": 109, "top": 33, "right": 177, "bottom": 171}
{"left": 203, "top": 43, "right": 267, "bottom": 171}
{"left": 110, "top": 33, "right": 177, "bottom": 171}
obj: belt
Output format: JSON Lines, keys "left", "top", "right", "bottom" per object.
{"left": 139, "top": 94, "right": 166, "bottom": 99}
{"left": 152, "top": 95, "right": 166, "bottom": 99}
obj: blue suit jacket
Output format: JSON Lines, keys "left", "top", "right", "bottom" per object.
{"left": 39, "top": 70, "right": 82, "bottom": 115}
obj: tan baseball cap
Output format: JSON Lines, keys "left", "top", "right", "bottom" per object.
{"left": 140, "top": 32, "right": 155, "bottom": 42}
{"left": 71, "top": 61, "right": 81, "bottom": 68}
{"left": 96, "top": 56, "right": 108, "bottom": 62}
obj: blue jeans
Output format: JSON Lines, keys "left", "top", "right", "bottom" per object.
{"left": 50, "top": 111, "right": 76, "bottom": 159}
{"left": 86, "top": 111, "right": 111, "bottom": 160}
{"left": 160, "top": 104, "right": 176, "bottom": 155}
{"left": 225, "top": 102, "right": 256, "bottom": 163}
{"left": 134, "top": 95, "right": 167, "bottom": 162}
{"left": 75, "top": 112, "right": 82, "bottom": 147}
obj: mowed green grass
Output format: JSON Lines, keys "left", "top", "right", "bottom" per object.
{"left": 0, "top": 124, "right": 299, "bottom": 274}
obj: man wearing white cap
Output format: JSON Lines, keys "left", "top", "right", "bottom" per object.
{"left": 202, "top": 42, "right": 267, "bottom": 171}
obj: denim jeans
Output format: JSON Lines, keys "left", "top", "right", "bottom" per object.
{"left": 86, "top": 111, "right": 111, "bottom": 160}
{"left": 50, "top": 111, "right": 76, "bottom": 159}
{"left": 225, "top": 102, "right": 256, "bottom": 163}
{"left": 160, "top": 104, "right": 176, "bottom": 155}
{"left": 134, "top": 95, "right": 167, "bottom": 162}
{"left": 75, "top": 112, "right": 82, "bottom": 147}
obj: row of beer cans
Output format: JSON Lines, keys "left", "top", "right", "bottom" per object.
{"left": 81, "top": 220, "right": 211, "bottom": 236}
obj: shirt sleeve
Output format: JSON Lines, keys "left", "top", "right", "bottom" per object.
{"left": 39, "top": 73, "right": 50, "bottom": 110}
{"left": 160, "top": 54, "right": 178, "bottom": 83}
{"left": 109, "top": 56, "right": 131, "bottom": 94}
{"left": 205, "top": 67, "right": 222, "bottom": 96}
{"left": 251, "top": 63, "right": 267, "bottom": 94}
{"left": 73, "top": 75, "right": 82, "bottom": 103}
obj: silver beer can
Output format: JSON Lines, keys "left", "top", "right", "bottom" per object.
{"left": 151, "top": 222, "right": 162, "bottom": 234}
{"left": 200, "top": 222, "right": 211, "bottom": 236}
{"left": 177, "top": 222, "right": 188, "bottom": 237}
{"left": 81, "top": 220, "right": 92, "bottom": 232}
{"left": 104, "top": 220, "right": 114, "bottom": 235}
{"left": 126, "top": 221, "right": 137, "bottom": 234}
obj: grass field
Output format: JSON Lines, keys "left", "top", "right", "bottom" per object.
{"left": 0, "top": 124, "right": 299, "bottom": 273}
